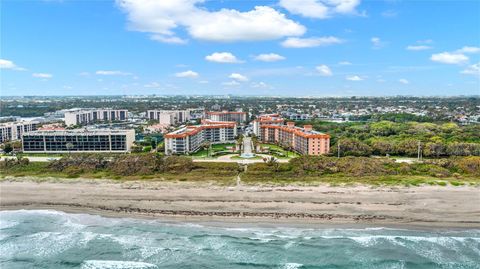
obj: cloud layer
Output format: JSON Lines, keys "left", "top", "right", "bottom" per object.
{"left": 117, "top": 0, "right": 306, "bottom": 43}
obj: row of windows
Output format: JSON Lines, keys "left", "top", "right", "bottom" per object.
{"left": 23, "top": 135, "right": 128, "bottom": 151}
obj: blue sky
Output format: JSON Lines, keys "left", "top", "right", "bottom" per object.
{"left": 1, "top": 0, "right": 479, "bottom": 96}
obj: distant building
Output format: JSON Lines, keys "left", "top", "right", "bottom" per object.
{"left": 0, "top": 120, "right": 39, "bottom": 143}
{"left": 64, "top": 109, "right": 128, "bottom": 126}
{"left": 206, "top": 111, "right": 247, "bottom": 124}
{"left": 164, "top": 120, "right": 237, "bottom": 155}
{"left": 22, "top": 129, "right": 135, "bottom": 153}
{"left": 144, "top": 123, "right": 170, "bottom": 134}
{"left": 37, "top": 123, "right": 65, "bottom": 131}
{"left": 258, "top": 122, "right": 330, "bottom": 155}
{"left": 147, "top": 110, "right": 191, "bottom": 125}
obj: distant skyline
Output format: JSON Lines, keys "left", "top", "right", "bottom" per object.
{"left": 1, "top": 0, "right": 479, "bottom": 96}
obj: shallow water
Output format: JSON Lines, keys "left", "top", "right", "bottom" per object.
{"left": 0, "top": 210, "right": 479, "bottom": 268}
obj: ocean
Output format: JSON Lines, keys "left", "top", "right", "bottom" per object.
{"left": 0, "top": 210, "right": 479, "bottom": 269}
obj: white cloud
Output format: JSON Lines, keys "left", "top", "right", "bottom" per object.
{"left": 461, "top": 63, "right": 480, "bottom": 76}
{"left": 346, "top": 75, "right": 363, "bottom": 81}
{"left": 0, "top": 59, "right": 26, "bottom": 71}
{"left": 338, "top": 61, "right": 352, "bottom": 65}
{"left": 144, "top": 82, "right": 161, "bottom": 88}
{"left": 96, "top": 70, "right": 132, "bottom": 76}
{"left": 406, "top": 45, "right": 432, "bottom": 51}
{"left": 222, "top": 80, "right": 240, "bottom": 86}
{"left": 456, "top": 46, "right": 480, "bottom": 54}
{"left": 175, "top": 70, "right": 199, "bottom": 78}
{"left": 32, "top": 73, "right": 53, "bottom": 79}
{"left": 279, "top": 0, "right": 361, "bottom": 19}
{"left": 117, "top": 1, "right": 305, "bottom": 43}
{"left": 281, "top": 36, "right": 343, "bottom": 48}
{"left": 251, "top": 81, "right": 272, "bottom": 89}
{"left": 399, "top": 78, "right": 409, "bottom": 84}
{"left": 381, "top": 10, "right": 397, "bottom": 18}
{"left": 430, "top": 52, "right": 469, "bottom": 65}
{"left": 254, "top": 53, "right": 285, "bottom": 62}
{"left": 316, "top": 65, "right": 333, "bottom": 76}
{"left": 229, "top": 73, "right": 249, "bottom": 82}
{"left": 371, "top": 37, "right": 385, "bottom": 49}
{"left": 150, "top": 34, "right": 188, "bottom": 44}
{"left": 205, "top": 52, "right": 242, "bottom": 63}
{"left": 198, "top": 80, "right": 209, "bottom": 84}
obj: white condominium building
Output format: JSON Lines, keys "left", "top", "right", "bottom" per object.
{"left": 64, "top": 109, "right": 128, "bottom": 126}
{"left": 0, "top": 120, "right": 39, "bottom": 143}
{"left": 206, "top": 111, "right": 247, "bottom": 124}
{"left": 164, "top": 120, "right": 237, "bottom": 155}
{"left": 22, "top": 129, "right": 135, "bottom": 153}
{"left": 147, "top": 110, "right": 191, "bottom": 125}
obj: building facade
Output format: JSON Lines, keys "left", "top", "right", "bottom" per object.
{"left": 206, "top": 111, "right": 247, "bottom": 124}
{"left": 0, "top": 120, "right": 39, "bottom": 143}
{"left": 252, "top": 114, "right": 284, "bottom": 136}
{"left": 164, "top": 121, "right": 237, "bottom": 155}
{"left": 64, "top": 109, "right": 128, "bottom": 126}
{"left": 147, "top": 110, "right": 191, "bottom": 125}
{"left": 22, "top": 129, "right": 135, "bottom": 153}
{"left": 259, "top": 122, "right": 330, "bottom": 155}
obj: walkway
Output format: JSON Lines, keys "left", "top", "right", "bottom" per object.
{"left": 241, "top": 136, "right": 253, "bottom": 156}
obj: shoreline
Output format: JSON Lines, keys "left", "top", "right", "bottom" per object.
{"left": 1, "top": 179, "right": 479, "bottom": 229}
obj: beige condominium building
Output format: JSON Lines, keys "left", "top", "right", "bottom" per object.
{"left": 258, "top": 119, "right": 330, "bottom": 155}
{"left": 147, "top": 110, "right": 191, "bottom": 125}
{"left": 22, "top": 129, "right": 135, "bottom": 153}
{"left": 164, "top": 120, "right": 237, "bottom": 155}
{"left": 64, "top": 109, "right": 128, "bottom": 126}
{"left": 206, "top": 111, "right": 247, "bottom": 124}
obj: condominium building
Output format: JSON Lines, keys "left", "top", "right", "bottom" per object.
{"left": 252, "top": 114, "right": 285, "bottom": 136}
{"left": 64, "top": 109, "right": 128, "bottom": 126}
{"left": 0, "top": 120, "right": 39, "bottom": 143}
{"left": 259, "top": 122, "right": 330, "bottom": 155}
{"left": 164, "top": 121, "right": 237, "bottom": 155}
{"left": 206, "top": 111, "right": 247, "bottom": 124}
{"left": 147, "top": 110, "right": 191, "bottom": 125}
{"left": 22, "top": 129, "right": 135, "bottom": 153}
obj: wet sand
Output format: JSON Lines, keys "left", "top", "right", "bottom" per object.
{"left": 1, "top": 179, "right": 479, "bottom": 228}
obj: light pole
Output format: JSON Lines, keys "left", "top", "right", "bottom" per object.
{"left": 337, "top": 141, "right": 341, "bottom": 158}
{"left": 417, "top": 141, "right": 422, "bottom": 161}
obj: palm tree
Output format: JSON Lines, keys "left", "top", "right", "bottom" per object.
{"left": 236, "top": 135, "right": 244, "bottom": 153}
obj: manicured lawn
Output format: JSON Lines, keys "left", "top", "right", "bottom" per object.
{"left": 259, "top": 144, "right": 300, "bottom": 159}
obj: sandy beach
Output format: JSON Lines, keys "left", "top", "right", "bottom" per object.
{"left": 1, "top": 178, "right": 479, "bottom": 228}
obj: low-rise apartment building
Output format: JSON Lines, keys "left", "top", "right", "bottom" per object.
{"left": 0, "top": 120, "right": 40, "bottom": 143}
{"left": 22, "top": 129, "right": 135, "bottom": 153}
{"left": 64, "top": 109, "right": 128, "bottom": 126}
{"left": 259, "top": 122, "right": 330, "bottom": 155}
{"left": 147, "top": 110, "right": 191, "bottom": 125}
{"left": 206, "top": 111, "right": 247, "bottom": 124}
{"left": 164, "top": 120, "right": 237, "bottom": 155}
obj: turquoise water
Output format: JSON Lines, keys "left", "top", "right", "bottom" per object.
{"left": 0, "top": 210, "right": 479, "bottom": 269}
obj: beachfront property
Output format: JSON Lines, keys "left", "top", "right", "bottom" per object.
{"left": 259, "top": 122, "right": 330, "bottom": 155}
{"left": 164, "top": 120, "right": 237, "bottom": 155}
{"left": 22, "top": 129, "right": 135, "bottom": 153}
{"left": 147, "top": 109, "right": 191, "bottom": 125}
{"left": 64, "top": 109, "right": 128, "bottom": 126}
{"left": 206, "top": 111, "right": 247, "bottom": 124}
{"left": 0, "top": 120, "right": 40, "bottom": 143}
{"left": 252, "top": 114, "right": 285, "bottom": 136}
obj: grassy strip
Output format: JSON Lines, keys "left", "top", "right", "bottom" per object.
{"left": 0, "top": 161, "right": 240, "bottom": 185}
